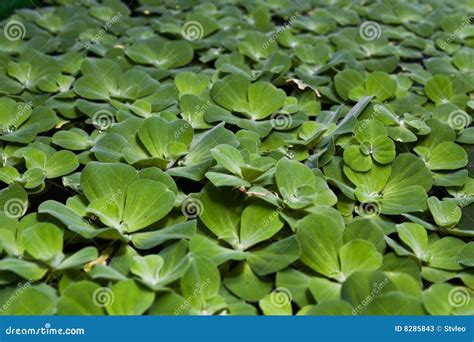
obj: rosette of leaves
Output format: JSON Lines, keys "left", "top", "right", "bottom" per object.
{"left": 93, "top": 118, "right": 238, "bottom": 180}
{"left": 188, "top": 186, "right": 301, "bottom": 302}
{"left": 387, "top": 223, "right": 470, "bottom": 283}
{"left": 122, "top": 117, "right": 193, "bottom": 169}
{"left": 205, "top": 144, "right": 276, "bottom": 188}
{"left": 208, "top": 74, "right": 304, "bottom": 136}
{"left": 343, "top": 119, "right": 396, "bottom": 172}
{"left": 330, "top": 27, "right": 397, "bottom": 67}
{"left": 414, "top": 119, "right": 468, "bottom": 187}
{"left": 275, "top": 158, "right": 337, "bottom": 210}
{"left": 0, "top": 98, "right": 57, "bottom": 144}
{"left": 210, "top": 74, "right": 286, "bottom": 121}
{"left": 297, "top": 210, "right": 383, "bottom": 282}
{"left": 6, "top": 59, "right": 61, "bottom": 93}
{"left": 237, "top": 31, "right": 278, "bottom": 62}
{"left": 125, "top": 37, "right": 194, "bottom": 69}
{"left": 73, "top": 59, "right": 160, "bottom": 102}
{"left": 39, "top": 162, "right": 182, "bottom": 242}
{"left": 0, "top": 215, "right": 98, "bottom": 285}
{"left": 344, "top": 153, "right": 432, "bottom": 215}
{"left": 371, "top": 104, "right": 431, "bottom": 143}
{"left": 335, "top": 70, "right": 397, "bottom": 103}
{"left": 424, "top": 75, "right": 471, "bottom": 109}
{"left": 0, "top": 142, "right": 79, "bottom": 191}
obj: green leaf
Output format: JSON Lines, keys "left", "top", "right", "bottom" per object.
{"left": 344, "top": 219, "right": 386, "bottom": 253}
{"left": 247, "top": 236, "right": 301, "bottom": 276}
{"left": 259, "top": 291, "right": 292, "bottom": 315}
{"left": 361, "top": 72, "right": 397, "bottom": 102}
{"left": 426, "top": 237, "right": 465, "bottom": 271}
{"left": 174, "top": 72, "right": 209, "bottom": 97}
{"left": 122, "top": 180, "right": 176, "bottom": 232}
{"left": 58, "top": 247, "right": 98, "bottom": 270}
{"left": 384, "top": 153, "right": 432, "bottom": 192}
{"left": 397, "top": 223, "right": 428, "bottom": 259}
{"left": 131, "top": 255, "right": 164, "bottom": 287}
{"left": 239, "top": 202, "right": 284, "bottom": 250}
{"left": 132, "top": 221, "right": 196, "bottom": 250}
{"left": 428, "top": 197, "right": 462, "bottom": 227}
{"left": 247, "top": 82, "right": 286, "bottom": 120}
{"left": 306, "top": 300, "right": 353, "bottom": 315}
{"left": 189, "top": 234, "right": 249, "bottom": 265}
{"left": 126, "top": 38, "right": 193, "bottom": 69}
{"left": 57, "top": 281, "right": 105, "bottom": 315}
{"left": 364, "top": 292, "right": 425, "bottom": 315}
{"left": 0, "top": 285, "right": 57, "bottom": 315}
{"left": 181, "top": 256, "right": 220, "bottom": 308}
{"left": 425, "top": 75, "right": 452, "bottom": 103}
{"left": 0, "top": 258, "right": 47, "bottom": 280}
{"left": 106, "top": 280, "right": 155, "bottom": 315}
{"left": 45, "top": 150, "right": 79, "bottom": 178}
{"left": 210, "top": 144, "right": 244, "bottom": 177}
{"left": 297, "top": 212, "right": 343, "bottom": 280}
{"left": 343, "top": 145, "right": 372, "bottom": 172}
{"left": 309, "top": 277, "right": 341, "bottom": 303}
{"left": 224, "top": 263, "right": 272, "bottom": 302}
{"left": 339, "top": 240, "right": 383, "bottom": 280}
{"left": 335, "top": 70, "right": 364, "bottom": 100}
{"left": 211, "top": 75, "right": 285, "bottom": 120}
{"left": 22, "top": 223, "right": 63, "bottom": 262}
{"left": 199, "top": 185, "right": 242, "bottom": 246}
{"left": 81, "top": 162, "right": 137, "bottom": 209}
{"left": 425, "top": 142, "right": 468, "bottom": 170}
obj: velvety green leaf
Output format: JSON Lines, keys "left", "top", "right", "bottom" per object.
{"left": 122, "top": 180, "right": 176, "bottom": 232}
{"left": 105, "top": 280, "right": 155, "bottom": 315}
{"left": 297, "top": 213, "right": 343, "bottom": 280}
{"left": 57, "top": 281, "right": 105, "bottom": 315}
{"left": 239, "top": 202, "right": 284, "bottom": 250}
